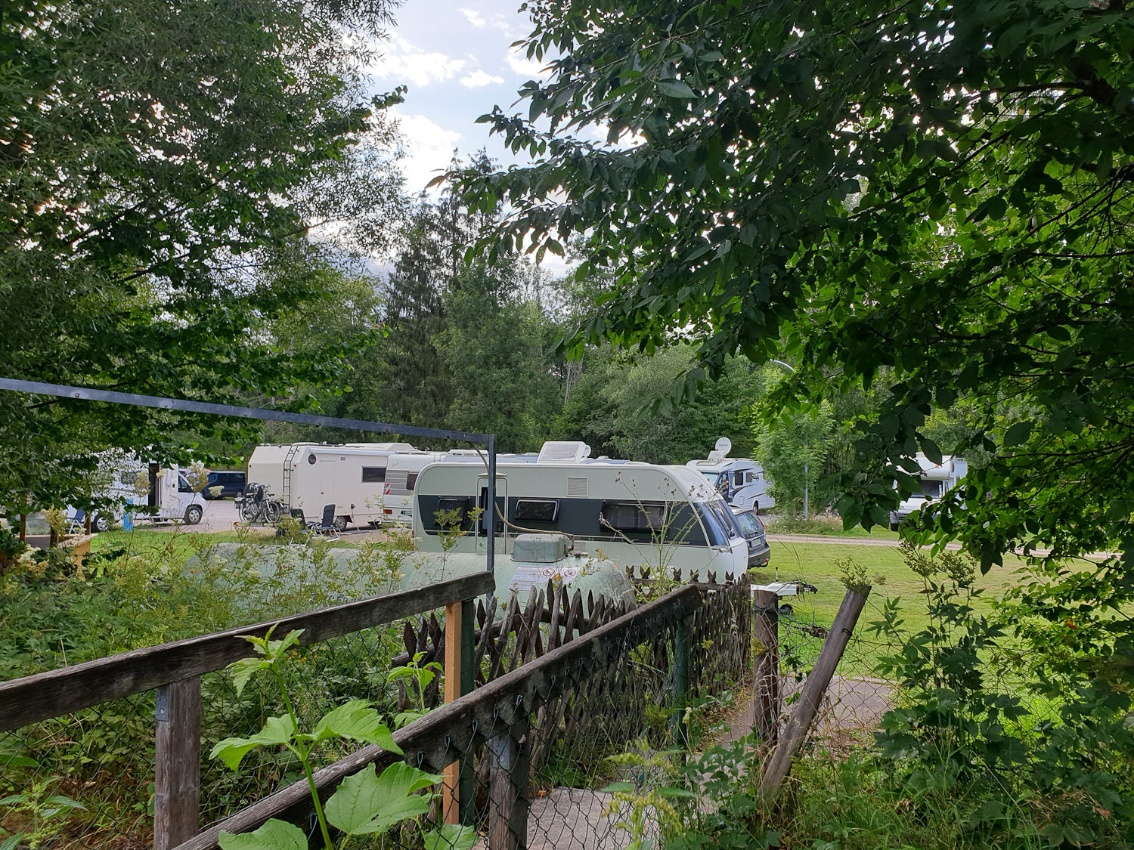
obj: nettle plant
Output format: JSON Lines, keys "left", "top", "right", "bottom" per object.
{"left": 211, "top": 628, "right": 474, "bottom": 850}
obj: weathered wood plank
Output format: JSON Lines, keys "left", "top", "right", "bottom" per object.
{"left": 153, "top": 677, "right": 201, "bottom": 850}
{"left": 0, "top": 572, "right": 495, "bottom": 732}
{"left": 173, "top": 583, "right": 704, "bottom": 850}
{"left": 488, "top": 718, "right": 530, "bottom": 850}
{"left": 759, "top": 587, "right": 870, "bottom": 797}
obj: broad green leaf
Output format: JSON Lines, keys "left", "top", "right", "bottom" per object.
{"left": 210, "top": 715, "right": 297, "bottom": 770}
{"left": 218, "top": 819, "right": 307, "bottom": 850}
{"left": 312, "top": 700, "right": 402, "bottom": 753}
{"left": 325, "top": 762, "right": 440, "bottom": 836}
{"left": 424, "top": 823, "right": 478, "bottom": 850}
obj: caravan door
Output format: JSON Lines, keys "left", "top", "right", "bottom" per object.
{"left": 475, "top": 475, "right": 508, "bottom": 555}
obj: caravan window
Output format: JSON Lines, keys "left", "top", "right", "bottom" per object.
{"left": 733, "top": 471, "right": 744, "bottom": 488}
{"left": 745, "top": 471, "right": 760, "bottom": 484}
{"left": 406, "top": 473, "right": 419, "bottom": 491}
{"left": 178, "top": 475, "right": 192, "bottom": 493}
{"left": 435, "top": 496, "right": 471, "bottom": 525}
{"left": 601, "top": 501, "right": 667, "bottom": 533}
{"left": 361, "top": 467, "right": 386, "bottom": 483}
{"left": 514, "top": 498, "right": 559, "bottom": 522}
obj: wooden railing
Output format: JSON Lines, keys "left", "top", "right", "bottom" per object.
{"left": 174, "top": 583, "right": 707, "bottom": 850}
{"left": 0, "top": 572, "right": 494, "bottom": 850}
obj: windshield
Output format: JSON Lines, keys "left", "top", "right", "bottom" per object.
{"left": 733, "top": 510, "right": 760, "bottom": 535}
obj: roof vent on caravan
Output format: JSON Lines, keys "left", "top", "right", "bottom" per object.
{"left": 537, "top": 441, "right": 592, "bottom": 463}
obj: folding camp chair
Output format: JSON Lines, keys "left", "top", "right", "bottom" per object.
{"left": 308, "top": 504, "right": 339, "bottom": 538}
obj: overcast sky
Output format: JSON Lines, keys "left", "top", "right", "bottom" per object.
{"left": 370, "top": 0, "right": 549, "bottom": 196}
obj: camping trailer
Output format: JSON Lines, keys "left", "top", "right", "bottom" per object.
{"left": 686, "top": 438, "right": 775, "bottom": 512}
{"left": 88, "top": 454, "right": 206, "bottom": 532}
{"left": 246, "top": 442, "right": 427, "bottom": 529}
{"left": 889, "top": 454, "right": 968, "bottom": 530}
{"left": 413, "top": 441, "right": 749, "bottom": 581}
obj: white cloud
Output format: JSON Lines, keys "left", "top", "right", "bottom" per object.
{"left": 370, "top": 36, "right": 466, "bottom": 88}
{"left": 506, "top": 48, "right": 550, "bottom": 81}
{"left": 393, "top": 112, "right": 463, "bottom": 195}
{"left": 460, "top": 69, "right": 505, "bottom": 89}
{"left": 460, "top": 8, "right": 487, "bottom": 28}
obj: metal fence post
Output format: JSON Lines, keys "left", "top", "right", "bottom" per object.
{"left": 154, "top": 676, "right": 201, "bottom": 850}
{"left": 751, "top": 589, "right": 780, "bottom": 745}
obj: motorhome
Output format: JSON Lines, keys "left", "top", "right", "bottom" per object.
{"left": 889, "top": 454, "right": 968, "bottom": 530}
{"left": 88, "top": 455, "right": 206, "bottom": 532}
{"left": 246, "top": 442, "right": 433, "bottom": 530}
{"left": 413, "top": 441, "right": 749, "bottom": 581}
{"left": 686, "top": 438, "right": 775, "bottom": 512}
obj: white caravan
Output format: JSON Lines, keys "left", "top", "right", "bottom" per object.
{"left": 889, "top": 454, "right": 969, "bottom": 530}
{"left": 246, "top": 442, "right": 436, "bottom": 530}
{"left": 686, "top": 437, "right": 775, "bottom": 512}
{"left": 88, "top": 455, "right": 206, "bottom": 532}
{"left": 412, "top": 441, "right": 749, "bottom": 581}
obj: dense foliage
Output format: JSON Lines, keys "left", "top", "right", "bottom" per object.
{"left": 0, "top": 0, "right": 404, "bottom": 511}
{"left": 459, "top": 0, "right": 1134, "bottom": 562}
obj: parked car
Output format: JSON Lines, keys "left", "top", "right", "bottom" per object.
{"left": 203, "top": 470, "right": 247, "bottom": 499}
{"left": 731, "top": 506, "right": 771, "bottom": 569}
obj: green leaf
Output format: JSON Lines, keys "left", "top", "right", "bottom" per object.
{"left": 312, "top": 700, "right": 402, "bottom": 753}
{"left": 218, "top": 819, "right": 307, "bottom": 850}
{"left": 1003, "top": 420, "right": 1032, "bottom": 447}
{"left": 210, "top": 715, "right": 297, "bottom": 770}
{"left": 424, "top": 823, "right": 478, "bottom": 850}
{"left": 657, "top": 80, "right": 696, "bottom": 98}
{"left": 325, "top": 762, "right": 440, "bottom": 836}
{"left": 228, "top": 657, "right": 269, "bottom": 698}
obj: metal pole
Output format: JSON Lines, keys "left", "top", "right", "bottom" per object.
{"left": 486, "top": 434, "right": 496, "bottom": 577}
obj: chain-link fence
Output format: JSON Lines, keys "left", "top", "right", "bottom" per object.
{"left": 2, "top": 574, "right": 753, "bottom": 850}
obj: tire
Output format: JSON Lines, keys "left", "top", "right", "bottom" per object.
{"left": 92, "top": 513, "right": 113, "bottom": 533}
{"left": 239, "top": 500, "right": 257, "bottom": 522}
{"left": 333, "top": 515, "right": 348, "bottom": 532}
{"left": 184, "top": 505, "right": 203, "bottom": 525}
{"left": 265, "top": 501, "right": 282, "bottom": 524}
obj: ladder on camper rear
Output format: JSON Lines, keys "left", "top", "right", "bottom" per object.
{"left": 281, "top": 444, "right": 301, "bottom": 512}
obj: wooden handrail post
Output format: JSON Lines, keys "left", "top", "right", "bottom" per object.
{"left": 751, "top": 589, "right": 780, "bottom": 746}
{"left": 154, "top": 677, "right": 202, "bottom": 850}
{"left": 442, "top": 599, "right": 476, "bottom": 825}
{"left": 487, "top": 716, "right": 530, "bottom": 850}
{"left": 442, "top": 601, "right": 462, "bottom": 825}
{"left": 672, "top": 615, "right": 691, "bottom": 750}
{"left": 759, "top": 587, "right": 870, "bottom": 798}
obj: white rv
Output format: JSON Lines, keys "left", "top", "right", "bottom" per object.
{"left": 686, "top": 438, "right": 775, "bottom": 512}
{"left": 412, "top": 441, "right": 749, "bottom": 581}
{"left": 88, "top": 455, "right": 206, "bottom": 532}
{"left": 889, "top": 454, "right": 968, "bottom": 530}
{"left": 246, "top": 442, "right": 435, "bottom": 530}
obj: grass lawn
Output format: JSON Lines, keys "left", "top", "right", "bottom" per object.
{"left": 753, "top": 540, "right": 1028, "bottom": 628}
{"left": 749, "top": 541, "right": 1032, "bottom": 675}
{"left": 762, "top": 514, "right": 902, "bottom": 540}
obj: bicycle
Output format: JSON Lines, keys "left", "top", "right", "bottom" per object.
{"left": 236, "top": 482, "right": 283, "bottom": 525}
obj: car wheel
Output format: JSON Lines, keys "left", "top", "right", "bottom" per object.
{"left": 333, "top": 515, "right": 348, "bottom": 532}
{"left": 92, "top": 513, "right": 113, "bottom": 533}
{"left": 184, "top": 505, "right": 203, "bottom": 525}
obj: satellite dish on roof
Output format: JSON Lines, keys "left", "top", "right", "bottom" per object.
{"left": 714, "top": 437, "right": 732, "bottom": 458}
